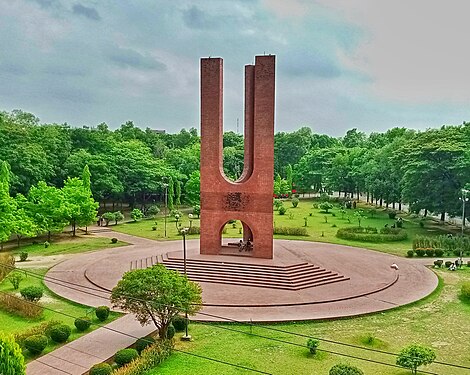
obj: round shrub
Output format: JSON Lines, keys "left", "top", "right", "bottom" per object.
{"left": 406, "top": 250, "right": 414, "bottom": 258}
{"left": 172, "top": 315, "right": 188, "bottom": 332}
{"left": 435, "top": 249, "right": 444, "bottom": 257}
{"left": 415, "top": 249, "right": 426, "bottom": 257}
{"left": 425, "top": 249, "right": 435, "bottom": 257}
{"left": 291, "top": 198, "right": 299, "bottom": 208}
{"left": 445, "top": 261, "right": 453, "bottom": 268}
{"left": 387, "top": 210, "right": 397, "bottom": 219}
{"left": 95, "top": 306, "right": 110, "bottom": 322}
{"left": 329, "top": 363, "right": 364, "bottom": 375}
{"left": 434, "top": 260, "right": 443, "bottom": 268}
{"left": 166, "top": 324, "right": 176, "bottom": 339}
{"left": 44, "top": 241, "right": 50, "bottom": 248}
{"left": 135, "top": 336, "right": 155, "bottom": 353}
{"left": 20, "top": 286, "right": 44, "bottom": 302}
{"left": 74, "top": 317, "right": 92, "bottom": 332}
{"left": 307, "top": 338, "right": 319, "bottom": 354}
{"left": 49, "top": 324, "right": 72, "bottom": 343}
{"left": 19, "top": 252, "right": 28, "bottom": 262}
{"left": 24, "top": 334, "right": 48, "bottom": 355}
{"left": 114, "top": 348, "right": 138, "bottom": 367}
{"left": 89, "top": 363, "right": 113, "bottom": 375}
{"left": 111, "top": 238, "right": 118, "bottom": 244}
{"left": 278, "top": 206, "right": 287, "bottom": 215}
{"left": 461, "top": 282, "right": 470, "bottom": 301}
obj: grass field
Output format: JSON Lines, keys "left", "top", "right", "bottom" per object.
{"left": 113, "top": 199, "right": 461, "bottom": 257}
{"left": 0, "top": 268, "right": 120, "bottom": 361}
{"left": 7, "top": 234, "right": 127, "bottom": 257}
{"left": 147, "top": 268, "right": 470, "bottom": 375}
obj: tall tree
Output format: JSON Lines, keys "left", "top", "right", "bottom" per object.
{"left": 0, "top": 161, "right": 15, "bottom": 250}
{"left": 167, "top": 176, "right": 174, "bottom": 211}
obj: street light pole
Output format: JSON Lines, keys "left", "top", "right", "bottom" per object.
{"left": 181, "top": 227, "right": 191, "bottom": 341}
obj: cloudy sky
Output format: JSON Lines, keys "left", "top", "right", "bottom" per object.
{"left": 1, "top": 0, "right": 469, "bottom": 136}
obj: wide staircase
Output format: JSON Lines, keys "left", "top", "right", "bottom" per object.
{"left": 130, "top": 254, "right": 349, "bottom": 291}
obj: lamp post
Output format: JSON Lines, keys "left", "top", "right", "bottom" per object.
{"left": 459, "top": 188, "right": 469, "bottom": 265}
{"left": 180, "top": 227, "right": 191, "bottom": 341}
{"left": 163, "top": 183, "right": 168, "bottom": 238}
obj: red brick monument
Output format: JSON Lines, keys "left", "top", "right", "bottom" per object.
{"left": 200, "top": 55, "right": 275, "bottom": 259}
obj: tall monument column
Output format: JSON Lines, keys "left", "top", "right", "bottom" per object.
{"left": 199, "top": 55, "right": 275, "bottom": 259}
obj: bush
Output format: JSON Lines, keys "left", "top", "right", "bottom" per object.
{"left": 406, "top": 250, "right": 414, "bottom": 258}
{"left": 329, "top": 364, "right": 364, "bottom": 375}
{"left": 19, "top": 252, "right": 28, "bottom": 262}
{"left": 112, "top": 340, "right": 173, "bottom": 375}
{"left": 337, "top": 227, "right": 407, "bottom": 242}
{"left": 319, "top": 202, "right": 334, "bottom": 213}
{"left": 388, "top": 210, "right": 397, "bottom": 219}
{"left": 273, "top": 199, "right": 283, "bottom": 210}
{"left": 89, "top": 363, "right": 113, "bottom": 375}
{"left": 0, "top": 292, "right": 43, "bottom": 318}
{"left": 7, "top": 272, "right": 23, "bottom": 290}
{"left": 15, "top": 320, "right": 61, "bottom": 346}
{"left": 435, "top": 249, "right": 444, "bottom": 257}
{"left": 20, "top": 286, "right": 43, "bottom": 302}
{"left": 291, "top": 198, "right": 299, "bottom": 208}
{"left": 415, "top": 249, "right": 426, "bottom": 257}
{"left": 111, "top": 238, "right": 118, "bottom": 244}
{"left": 0, "top": 253, "right": 15, "bottom": 282}
{"left": 445, "top": 261, "right": 453, "bottom": 268}
{"left": 135, "top": 336, "right": 156, "bottom": 353}
{"left": 434, "top": 260, "right": 443, "bottom": 268}
{"left": 131, "top": 208, "right": 143, "bottom": 221}
{"left": 172, "top": 315, "right": 188, "bottom": 332}
{"left": 24, "top": 334, "right": 48, "bottom": 355}
{"left": 461, "top": 282, "right": 470, "bottom": 301}
{"left": 425, "top": 249, "right": 435, "bottom": 257}
{"left": 187, "top": 226, "right": 200, "bottom": 235}
{"left": 307, "top": 338, "right": 319, "bottom": 354}
{"left": 49, "top": 324, "right": 71, "bottom": 343}
{"left": 166, "top": 324, "right": 176, "bottom": 339}
{"left": 95, "top": 306, "right": 110, "bottom": 322}
{"left": 44, "top": 241, "right": 50, "bottom": 248}
{"left": 114, "top": 348, "right": 139, "bottom": 367}
{"left": 278, "top": 206, "right": 287, "bottom": 215}
{"left": 273, "top": 227, "right": 308, "bottom": 236}
{"left": 74, "top": 317, "right": 92, "bottom": 332}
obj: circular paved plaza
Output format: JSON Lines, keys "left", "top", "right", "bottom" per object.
{"left": 45, "top": 232, "right": 438, "bottom": 322}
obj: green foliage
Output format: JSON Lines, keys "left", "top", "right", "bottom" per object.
{"left": 115, "top": 348, "right": 139, "bottom": 367}
{"left": 278, "top": 206, "right": 287, "bottom": 215}
{"left": 131, "top": 208, "right": 143, "bottom": 222}
{"left": 412, "top": 235, "right": 470, "bottom": 256}
{"left": 0, "top": 293, "right": 43, "bottom": 318}
{"left": 319, "top": 202, "right": 334, "bottom": 213}
{"left": 49, "top": 324, "right": 71, "bottom": 343}
{"left": 406, "top": 250, "right": 414, "bottom": 257}
{"left": 89, "top": 363, "right": 113, "bottom": 375}
{"left": 273, "top": 227, "right": 308, "bottom": 236}
{"left": 0, "top": 254, "right": 15, "bottom": 282}
{"left": 112, "top": 340, "right": 172, "bottom": 375}
{"left": 14, "top": 321, "right": 61, "bottom": 347}
{"left": 460, "top": 282, "right": 470, "bottom": 301}
{"left": 24, "top": 334, "right": 48, "bottom": 355}
{"left": 0, "top": 333, "right": 25, "bottom": 375}
{"left": 0, "top": 161, "right": 15, "bottom": 249}
{"left": 166, "top": 324, "right": 176, "bottom": 339}
{"left": 396, "top": 344, "right": 436, "bottom": 374}
{"left": 146, "top": 205, "right": 160, "bottom": 218}
{"left": 74, "top": 317, "right": 92, "bottom": 332}
{"left": 337, "top": 227, "right": 407, "bottom": 242}
{"left": 95, "top": 306, "right": 110, "bottom": 322}
{"left": 111, "top": 264, "right": 202, "bottom": 339}
{"left": 171, "top": 315, "right": 188, "bottom": 332}
{"left": 273, "top": 199, "right": 283, "bottom": 210}
{"left": 19, "top": 252, "right": 28, "bottom": 262}
{"left": 20, "top": 286, "right": 43, "bottom": 302}
{"left": 7, "top": 272, "right": 23, "bottom": 290}
{"left": 291, "top": 197, "right": 299, "bottom": 207}
{"left": 175, "top": 179, "right": 181, "bottom": 206}
{"left": 167, "top": 176, "right": 174, "bottom": 211}
{"left": 354, "top": 209, "right": 366, "bottom": 227}
{"left": 185, "top": 172, "right": 200, "bottom": 205}
{"left": 102, "top": 212, "right": 116, "bottom": 226}
{"left": 192, "top": 205, "right": 200, "bottom": 218}
{"left": 111, "top": 238, "right": 118, "bottom": 244}
{"left": 387, "top": 210, "right": 397, "bottom": 219}
{"left": 306, "top": 338, "right": 319, "bottom": 354}
{"left": 113, "top": 211, "right": 125, "bottom": 225}
{"left": 329, "top": 363, "right": 364, "bottom": 375}
{"left": 135, "top": 337, "right": 156, "bottom": 354}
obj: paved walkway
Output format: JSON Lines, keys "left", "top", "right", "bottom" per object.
{"left": 26, "top": 314, "right": 154, "bottom": 375}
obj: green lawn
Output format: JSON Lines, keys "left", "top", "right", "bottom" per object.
{"left": 113, "top": 199, "right": 460, "bottom": 257}
{"left": 0, "top": 268, "right": 120, "bottom": 361}
{"left": 10, "top": 235, "right": 127, "bottom": 257}
{"left": 147, "top": 268, "right": 470, "bottom": 375}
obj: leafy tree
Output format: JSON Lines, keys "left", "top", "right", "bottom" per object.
{"left": 329, "top": 363, "right": 364, "bottom": 375}
{"left": 192, "top": 205, "right": 200, "bottom": 218}
{"left": 223, "top": 146, "right": 244, "bottom": 180}
{"left": 28, "top": 181, "right": 67, "bottom": 241}
{"left": 12, "top": 194, "right": 36, "bottom": 247}
{"left": 184, "top": 171, "right": 200, "bottom": 205}
{"left": 0, "top": 161, "right": 15, "bottom": 250}
{"left": 61, "top": 166, "right": 99, "bottom": 236}
{"left": 113, "top": 211, "right": 124, "bottom": 225}
{"left": 146, "top": 205, "right": 160, "bottom": 218}
{"left": 175, "top": 180, "right": 182, "bottom": 206}
{"left": 274, "top": 174, "right": 282, "bottom": 196}
{"left": 131, "top": 208, "right": 143, "bottom": 222}
{"left": 396, "top": 344, "right": 436, "bottom": 374}
{"left": 102, "top": 212, "right": 115, "bottom": 226}
{"left": 319, "top": 202, "right": 334, "bottom": 213}
{"left": 111, "top": 264, "right": 202, "bottom": 338}
{"left": 0, "top": 333, "right": 25, "bottom": 375}
{"left": 167, "top": 176, "right": 174, "bottom": 211}
{"left": 286, "top": 164, "right": 293, "bottom": 195}
{"left": 354, "top": 209, "right": 366, "bottom": 227}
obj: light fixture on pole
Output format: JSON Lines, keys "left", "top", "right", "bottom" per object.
{"left": 459, "top": 188, "right": 469, "bottom": 265}
{"left": 180, "top": 227, "right": 191, "bottom": 341}
{"left": 163, "top": 183, "right": 168, "bottom": 238}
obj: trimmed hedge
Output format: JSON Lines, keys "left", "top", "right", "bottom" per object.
{"left": 115, "top": 348, "right": 139, "bottom": 367}
{"left": 336, "top": 226, "right": 407, "bottom": 242}
{"left": 0, "top": 292, "right": 43, "bottom": 318}
{"left": 49, "top": 324, "right": 71, "bottom": 343}
{"left": 24, "top": 334, "right": 48, "bottom": 355}
{"left": 20, "top": 286, "right": 43, "bottom": 302}
{"left": 135, "top": 337, "right": 155, "bottom": 354}
{"left": 15, "top": 320, "right": 61, "bottom": 347}
{"left": 112, "top": 340, "right": 173, "bottom": 375}
{"left": 74, "top": 317, "right": 92, "bottom": 332}
{"left": 273, "top": 227, "right": 308, "bottom": 236}
{"left": 95, "top": 306, "right": 110, "bottom": 322}
{"left": 89, "top": 363, "right": 113, "bottom": 375}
